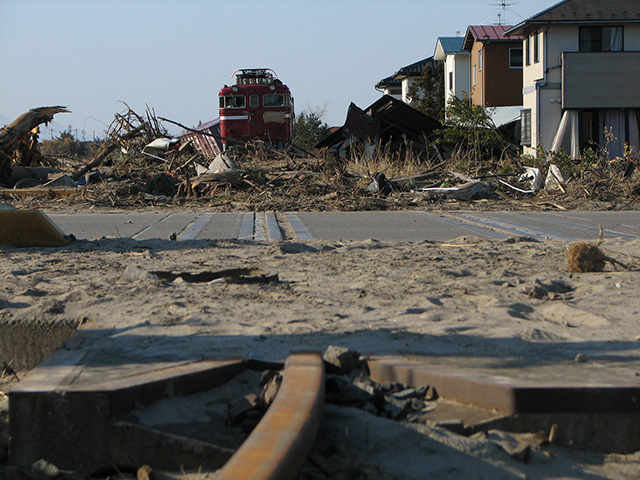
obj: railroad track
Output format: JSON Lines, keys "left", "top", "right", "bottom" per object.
{"left": 9, "top": 351, "right": 327, "bottom": 479}
{"left": 45, "top": 210, "right": 640, "bottom": 243}
{"left": 8, "top": 349, "right": 640, "bottom": 478}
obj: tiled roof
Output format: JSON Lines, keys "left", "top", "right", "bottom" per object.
{"left": 506, "top": 0, "right": 640, "bottom": 35}
{"left": 376, "top": 56, "right": 438, "bottom": 89}
{"left": 375, "top": 75, "right": 402, "bottom": 89}
{"left": 396, "top": 56, "right": 438, "bottom": 76}
{"left": 434, "top": 36, "right": 467, "bottom": 60}
{"left": 438, "top": 37, "right": 465, "bottom": 54}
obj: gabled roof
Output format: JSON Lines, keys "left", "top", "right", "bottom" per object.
{"left": 462, "top": 25, "right": 521, "bottom": 51}
{"left": 438, "top": 37, "right": 465, "bottom": 53}
{"left": 375, "top": 75, "right": 401, "bottom": 90}
{"left": 395, "top": 56, "right": 438, "bottom": 77}
{"left": 375, "top": 56, "right": 438, "bottom": 90}
{"left": 506, "top": 0, "right": 640, "bottom": 35}
{"left": 434, "top": 37, "right": 467, "bottom": 61}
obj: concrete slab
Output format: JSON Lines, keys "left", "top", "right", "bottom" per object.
{"left": 47, "top": 212, "right": 169, "bottom": 240}
{"left": 289, "top": 211, "right": 507, "bottom": 242}
{"left": 448, "top": 211, "right": 640, "bottom": 241}
{"left": 43, "top": 210, "right": 640, "bottom": 243}
{"left": 9, "top": 342, "right": 245, "bottom": 474}
{"left": 0, "top": 210, "right": 70, "bottom": 247}
{"left": 192, "top": 212, "right": 245, "bottom": 240}
{"left": 367, "top": 356, "right": 640, "bottom": 453}
{"left": 367, "top": 356, "right": 640, "bottom": 414}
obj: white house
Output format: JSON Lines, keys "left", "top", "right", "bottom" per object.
{"left": 375, "top": 57, "right": 439, "bottom": 105}
{"left": 506, "top": 0, "right": 640, "bottom": 159}
{"left": 374, "top": 75, "right": 402, "bottom": 101}
{"left": 433, "top": 36, "right": 470, "bottom": 112}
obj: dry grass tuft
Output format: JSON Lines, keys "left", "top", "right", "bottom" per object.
{"left": 344, "top": 140, "right": 439, "bottom": 180}
{"left": 566, "top": 226, "right": 630, "bottom": 273}
{"left": 566, "top": 242, "right": 608, "bottom": 272}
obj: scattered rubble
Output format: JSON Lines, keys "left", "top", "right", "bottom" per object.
{"left": 316, "top": 95, "right": 442, "bottom": 162}
{"left": 523, "top": 279, "right": 574, "bottom": 300}
{"left": 0, "top": 102, "right": 638, "bottom": 211}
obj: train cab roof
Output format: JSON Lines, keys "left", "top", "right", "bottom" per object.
{"left": 231, "top": 68, "right": 283, "bottom": 87}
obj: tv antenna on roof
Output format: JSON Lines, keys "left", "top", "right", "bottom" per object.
{"left": 490, "top": 1, "right": 516, "bottom": 25}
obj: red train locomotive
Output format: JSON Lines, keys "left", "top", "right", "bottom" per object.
{"left": 219, "top": 68, "right": 294, "bottom": 148}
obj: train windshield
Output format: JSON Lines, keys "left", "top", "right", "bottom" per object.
{"left": 263, "top": 94, "right": 290, "bottom": 107}
{"left": 220, "top": 95, "right": 246, "bottom": 109}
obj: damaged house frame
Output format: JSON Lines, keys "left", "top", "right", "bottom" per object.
{"left": 315, "top": 95, "right": 442, "bottom": 160}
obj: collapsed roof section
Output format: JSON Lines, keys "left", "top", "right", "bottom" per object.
{"left": 316, "top": 95, "right": 441, "bottom": 154}
{"left": 179, "top": 118, "right": 223, "bottom": 159}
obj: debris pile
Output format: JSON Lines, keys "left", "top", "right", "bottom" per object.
{"left": 316, "top": 95, "right": 442, "bottom": 163}
{"left": 1, "top": 102, "right": 638, "bottom": 211}
{"left": 317, "top": 346, "right": 568, "bottom": 469}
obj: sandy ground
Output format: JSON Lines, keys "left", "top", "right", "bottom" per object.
{"left": 2, "top": 226, "right": 640, "bottom": 479}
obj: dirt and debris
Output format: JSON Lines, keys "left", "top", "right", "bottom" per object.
{"left": 316, "top": 95, "right": 442, "bottom": 162}
{"left": 0, "top": 104, "right": 637, "bottom": 212}
{"left": 1, "top": 232, "right": 640, "bottom": 478}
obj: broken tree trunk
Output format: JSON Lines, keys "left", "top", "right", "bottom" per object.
{"left": 72, "top": 122, "right": 149, "bottom": 181}
{"left": 0, "top": 106, "right": 70, "bottom": 187}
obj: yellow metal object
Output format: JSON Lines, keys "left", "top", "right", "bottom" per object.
{"left": 0, "top": 210, "right": 69, "bottom": 247}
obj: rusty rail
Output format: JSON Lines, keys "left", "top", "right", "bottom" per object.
{"left": 215, "top": 351, "right": 325, "bottom": 480}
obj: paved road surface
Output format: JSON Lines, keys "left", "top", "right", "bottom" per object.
{"left": 47, "top": 210, "right": 640, "bottom": 242}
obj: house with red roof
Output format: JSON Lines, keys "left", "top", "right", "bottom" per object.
{"left": 462, "top": 25, "right": 524, "bottom": 109}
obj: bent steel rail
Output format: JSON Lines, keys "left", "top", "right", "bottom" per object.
{"left": 215, "top": 351, "right": 325, "bottom": 480}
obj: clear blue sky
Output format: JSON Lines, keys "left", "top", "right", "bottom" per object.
{"left": 1, "top": 0, "right": 554, "bottom": 139}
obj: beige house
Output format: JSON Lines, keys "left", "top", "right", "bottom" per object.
{"left": 506, "top": 0, "right": 640, "bottom": 159}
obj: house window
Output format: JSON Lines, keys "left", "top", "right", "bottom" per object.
{"left": 521, "top": 109, "right": 532, "bottom": 146}
{"left": 579, "top": 26, "right": 623, "bottom": 52}
{"left": 479, "top": 49, "right": 483, "bottom": 71}
{"left": 510, "top": 48, "right": 523, "bottom": 68}
{"left": 449, "top": 71, "right": 453, "bottom": 91}
{"left": 473, "top": 65, "right": 477, "bottom": 86}
{"left": 534, "top": 32, "right": 540, "bottom": 63}
{"left": 390, "top": 87, "right": 402, "bottom": 96}
{"left": 525, "top": 35, "right": 531, "bottom": 66}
